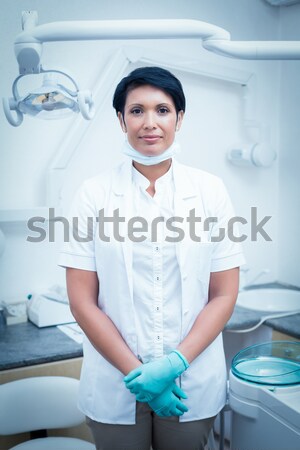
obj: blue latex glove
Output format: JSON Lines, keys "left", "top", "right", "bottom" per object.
{"left": 124, "top": 350, "right": 189, "bottom": 402}
{"left": 148, "top": 382, "right": 188, "bottom": 417}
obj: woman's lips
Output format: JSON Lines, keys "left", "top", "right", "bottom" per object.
{"left": 140, "top": 135, "right": 162, "bottom": 143}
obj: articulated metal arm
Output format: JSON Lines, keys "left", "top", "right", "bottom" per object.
{"left": 14, "top": 13, "right": 300, "bottom": 74}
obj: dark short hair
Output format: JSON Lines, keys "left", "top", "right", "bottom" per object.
{"left": 112, "top": 66, "right": 186, "bottom": 116}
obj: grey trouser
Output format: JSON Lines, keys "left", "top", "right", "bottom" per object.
{"left": 86, "top": 401, "right": 216, "bottom": 450}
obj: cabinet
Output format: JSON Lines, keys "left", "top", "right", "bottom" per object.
{"left": 272, "top": 330, "right": 300, "bottom": 342}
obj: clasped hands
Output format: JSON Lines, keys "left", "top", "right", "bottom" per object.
{"left": 124, "top": 350, "right": 189, "bottom": 417}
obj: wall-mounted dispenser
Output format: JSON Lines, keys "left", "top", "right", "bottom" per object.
{"left": 227, "top": 143, "right": 277, "bottom": 167}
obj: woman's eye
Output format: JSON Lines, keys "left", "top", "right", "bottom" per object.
{"left": 131, "top": 108, "right": 143, "bottom": 115}
{"left": 158, "top": 107, "right": 169, "bottom": 114}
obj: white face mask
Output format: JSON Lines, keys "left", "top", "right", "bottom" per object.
{"left": 122, "top": 139, "right": 181, "bottom": 166}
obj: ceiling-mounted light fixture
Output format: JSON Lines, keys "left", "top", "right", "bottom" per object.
{"left": 3, "top": 69, "right": 94, "bottom": 127}
{"left": 18, "top": 72, "right": 79, "bottom": 118}
{"left": 3, "top": 10, "right": 300, "bottom": 126}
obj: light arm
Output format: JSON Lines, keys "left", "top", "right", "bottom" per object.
{"left": 14, "top": 14, "right": 300, "bottom": 75}
{"left": 15, "top": 18, "right": 229, "bottom": 44}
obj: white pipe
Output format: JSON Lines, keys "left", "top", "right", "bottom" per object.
{"left": 14, "top": 19, "right": 230, "bottom": 44}
{"left": 13, "top": 17, "right": 300, "bottom": 61}
{"left": 203, "top": 39, "right": 300, "bottom": 60}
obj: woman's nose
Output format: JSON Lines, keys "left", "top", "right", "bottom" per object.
{"left": 143, "top": 112, "right": 157, "bottom": 129}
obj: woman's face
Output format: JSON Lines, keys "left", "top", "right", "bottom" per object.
{"left": 118, "top": 84, "right": 184, "bottom": 156}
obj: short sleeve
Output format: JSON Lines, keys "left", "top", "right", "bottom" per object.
{"left": 58, "top": 181, "right": 98, "bottom": 271}
{"left": 210, "top": 179, "right": 246, "bottom": 272}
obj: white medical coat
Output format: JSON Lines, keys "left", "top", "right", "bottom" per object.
{"left": 59, "top": 158, "right": 245, "bottom": 424}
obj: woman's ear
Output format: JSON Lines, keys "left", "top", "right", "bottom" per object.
{"left": 176, "top": 110, "right": 184, "bottom": 132}
{"left": 118, "top": 112, "right": 127, "bottom": 133}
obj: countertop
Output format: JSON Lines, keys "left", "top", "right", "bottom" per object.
{"left": 0, "top": 322, "right": 83, "bottom": 371}
{"left": 1, "top": 283, "right": 299, "bottom": 371}
{"left": 226, "top": 306, "right": 300, "bottom": 337}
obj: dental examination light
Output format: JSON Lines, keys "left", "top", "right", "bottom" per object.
{"left": 4, "top": 11, "right": 300, "bottom": 126}
{"left": 3, "top": 69, "right": 94, "bottom": 126}
{"left": 3, "top": 69, "right": 95, "bottom": 126}
{"left": 20, "top": 73, "right": 78, "bottom": 118}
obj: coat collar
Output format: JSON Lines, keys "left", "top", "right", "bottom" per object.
{"left": 112, "top": 158, "right": 197, "bottom": 199}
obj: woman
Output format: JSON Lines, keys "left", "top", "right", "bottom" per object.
{"left": 59, "top": 66, "right": 245, "bottom": 450}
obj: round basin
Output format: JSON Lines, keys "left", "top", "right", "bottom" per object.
{"left": 231, "top": 341, "right": 300, "bottom": 385}
{"left": 236, "top": 288, "right": 300, "bottom": 313}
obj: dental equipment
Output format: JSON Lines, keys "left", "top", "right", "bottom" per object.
{"left": 4, "top": 11, "right": 300, "bottom": 126}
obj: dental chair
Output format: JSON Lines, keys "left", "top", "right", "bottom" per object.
{"left": 0, "top": 376, "right": 95, "bottom": 449}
